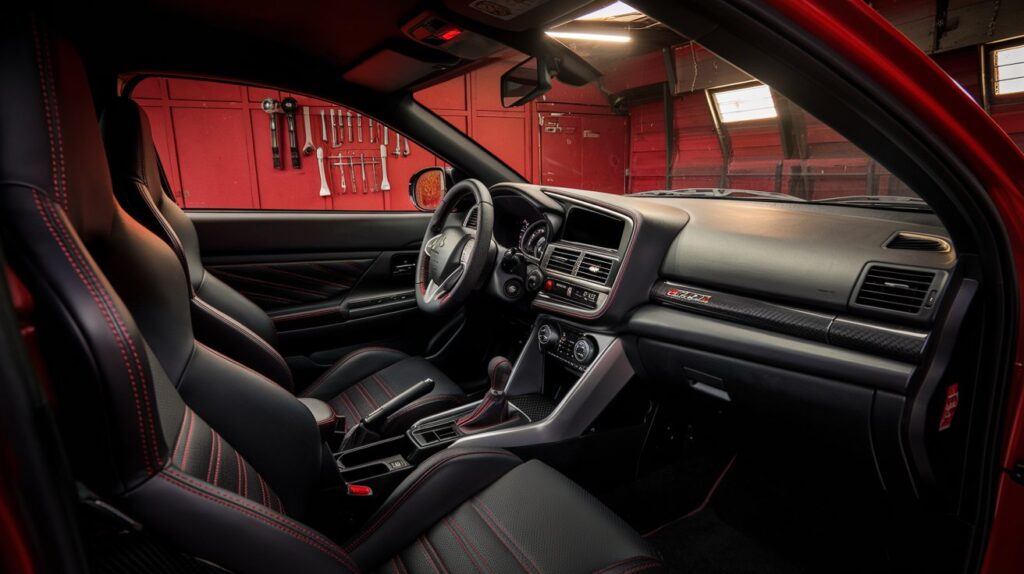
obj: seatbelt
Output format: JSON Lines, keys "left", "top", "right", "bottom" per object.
{"left": 153, "top": 147, "right": 180, "bottom": 204}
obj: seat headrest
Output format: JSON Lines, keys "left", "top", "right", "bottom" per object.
{"left": 102, "top": 97, "right": 168, "bottom": 207}
{"left": 0, "top": 16, "right": 116, "bottom": 240}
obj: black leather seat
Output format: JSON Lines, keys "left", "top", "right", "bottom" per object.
{"left": 99, "top": 97, "right": 465, "bottom": 433}
{"left": 0, "top": 17, "right": 664, "bottom": 574}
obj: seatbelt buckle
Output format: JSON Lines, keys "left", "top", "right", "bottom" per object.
{"left": 347, "top": 484, "right": 373, "bottom": 497}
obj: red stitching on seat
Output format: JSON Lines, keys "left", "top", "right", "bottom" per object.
{"left": 194, "top": 341, "right": 286, "bottom": 391}
{"left": 30, "top": 23, "right": 61, "bottom": 209}
{"left": 469, "top": 498, "right": 541, "bottom": 574}
{"left": 31, "top": 193, "right": 156, "bottom": 473}
{"left": 420, "top": 536, "right": 450, "bottom": 574}
{"left": 591, "top": 557, "right": 662, "bottom": 574}
{"left": 212, "top": 432, "right": 223, "bottom": 487}
{"left": 445, "top": 515, "right": 493, "bottom": 574}
{"left": 416, "top": 537, "right": 442, "bottom": 574}
{"left": 353, "top": 382, "right": 378, "bottom": 410}
{"left": 467, "top": 500, "right": 537, "bottom": 574}
{"left": 301, "top": 347, "right": 405, "bottom": 397}
{"left": 345, "top": 449, "right": 518, "bottom": 551}
{"left": 180, "top": 409, "right": 197, "bottom": 469}
{"left": 159, "top": 472, "right": 359, "bottom": 572}
{"left": 193, "top": 297, "right": 291, "bottom": 379}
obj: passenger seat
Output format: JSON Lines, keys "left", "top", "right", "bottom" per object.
{"left": 100, "top": 97, "right": 466, "bottom": 434}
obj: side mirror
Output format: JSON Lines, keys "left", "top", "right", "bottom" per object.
{"left": 501, "top": 56, "right": 552, "bottom": 108}
{"left": 409, "top": 167, "right": 448, "bottom": 211}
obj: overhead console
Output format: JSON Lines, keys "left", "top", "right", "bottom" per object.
{"left": 534, "top": 198, "right": 635, "bottom": 318}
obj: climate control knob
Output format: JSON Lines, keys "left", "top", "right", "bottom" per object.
{"left": 537, "top": 323, "right": 560, "bottom": 350}
{"left": 572, "top": 336, "right": 597, "bottom": 365}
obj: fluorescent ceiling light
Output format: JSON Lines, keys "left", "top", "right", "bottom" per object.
{"left": 576, "top": 2, "right": 638, "bottom": 21}
{"left": 713, "top": 84, "right": 777, "bottom": 123}
{"left": 545, "top": 30, "right": 631, "bottom": 43}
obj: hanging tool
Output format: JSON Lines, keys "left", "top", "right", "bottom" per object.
{"left": 383, "top": 126, "right": 389, "bottom": 146}
{"left": 302, "top": 106, "right": 315, "bottom": 156}
{"left": 369, "top": 119, "right": 375, "bottom": 143}
{"left": 329, "top": 155, "right": 347, "bottom": 194}
{"left": 261, "top": 98, "right": 283, "bottom": 170}
{"left": 349, "top": 155, "right": 357, "bottom": 191}
{"left": 316, "top": 147, "right": 331, "bottom": 197}
{"left": 393, "top": 133, "right": 401, "bottom": 157}
{"left": 330, "top": 109, "right": 342, "bottom": 148}
{"left": 281, "top": 97, "right": 300, "bottom": 168}
{"left": 357, "top": 114, "right": 364, "bottom": 143}
{"left": 370, "top": 155, "right": 378, "bottom": 192}
{"left": 320, "top": 110, "right": 328, "bottom": 143}
{"left": 402, "top": 135, "right": 410, "bottom": 157}
{"left": 346, "top": 111, "right": 353, "bottom": 143}
{"left": 359, "top": 153, "right": 367, "bottom": 194}
{"left": 379, "top": 144, "right": 391, "bottom": 192}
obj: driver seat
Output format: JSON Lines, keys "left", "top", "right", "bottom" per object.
{"left": 100, "top": 97, "right": 466, "bottom": 433}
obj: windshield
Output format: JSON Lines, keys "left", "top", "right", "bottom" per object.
{"left": 414, "top": 3, "right": 924, "bottom": 209}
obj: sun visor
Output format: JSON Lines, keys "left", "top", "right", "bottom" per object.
{"left": 342, "top": 50, "right": 445, "bottom": 92}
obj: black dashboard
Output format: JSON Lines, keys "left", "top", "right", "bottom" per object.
{"left": 476, "top": 182, "right": 970, "bottom": 500}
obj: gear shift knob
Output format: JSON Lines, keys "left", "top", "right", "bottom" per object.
{"left": 458, "top": 356, "right": 513, "bottom": 430}
{"left": 487, "top": 356, "right": 513, "bottom": 392}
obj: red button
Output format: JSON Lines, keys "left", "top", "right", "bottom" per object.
{"left": 543, "top": 279, "right": 554, "bottom": 291}
{"left": 347, "top": 484, "right": 373, "bottom": 497}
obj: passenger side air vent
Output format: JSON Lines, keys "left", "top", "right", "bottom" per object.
{"left": 854, "top": 265, "right": 936, "bottom": 315}
{"left": 547, "top": 246, "right": 582, "bottom": 275}
{"left": 885, "top": 232, "right": 951, "bottom": 252}
{"left": 463, "top": 206, "right": 478, "bottom": 229}
{"left": 576, "top": 253, "right": 615, "bottom": 285}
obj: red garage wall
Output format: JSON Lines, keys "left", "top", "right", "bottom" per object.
{"left": 135, "top": 32, "right": 1024, "bottom": 210}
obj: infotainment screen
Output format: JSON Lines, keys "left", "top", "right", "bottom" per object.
{"left": 562, "top": 207, "right": 625, "bottom": 249}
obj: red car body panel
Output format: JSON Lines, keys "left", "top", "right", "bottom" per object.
{"left": 761, "top": 1, "right": 1024, "bottom": 571}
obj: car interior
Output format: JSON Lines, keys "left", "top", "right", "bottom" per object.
{"left": 1, "top": 1, "right": 1021, "bottom": 574}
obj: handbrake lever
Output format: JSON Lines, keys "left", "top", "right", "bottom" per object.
{"left": 339, "top": 378, "right": 435, "bottom": 452}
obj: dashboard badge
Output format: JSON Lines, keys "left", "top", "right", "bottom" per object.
{"left": 666, "top": 288, "right": 712, "bottom": 305}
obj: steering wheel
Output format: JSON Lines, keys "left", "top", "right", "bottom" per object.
{"left": 416, "top": 179, "right": 494, "bottom": 314}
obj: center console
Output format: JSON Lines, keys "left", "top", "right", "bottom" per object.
{"left": 533, "top": 198, "right": 634, "bottom": 319}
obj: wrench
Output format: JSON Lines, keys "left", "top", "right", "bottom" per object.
{"left": 402, "top": 135, "right": 410, "bottom": 157}
{"left": 346, "top": 111, "right": 353, "bottom": 142}
{"left": 320, "top": 109, "right": 328, "bottom": 143}
{"left": 359, "top": 153, "right": 367, "bottom": 194}
{"left": 316, "top": 147, "right": 331, "bottom": 197}
{"left": 370, "top": 156, "right": 378, "bottom": 192}
{"left": 383, "top": 126, "right": 389, "bottom": 146}
{"left": 261, "top": 98, "right": 283, "bottom": 169}
{"left": 302, "top": 106, "right": 314, "bottom": 156}
{"left": 329, "top": 156, "right": 346, "bottom": 194}
{"left": 369, "top": 119, "right": 375, "bottom": 143}
{"left": 379, "top": 144, "right": 391, "bottom": 191}
{"left": 330, "top": 109, "right": 338, "bottom": 147}
{"left": 393, "top": 133, "right": 401, "bottom": 157}
{"left": 357, "top": 114, "right": 363, "bottom": 143}
{"left": 281, "top": 97, "right": 300, "bottom": 168}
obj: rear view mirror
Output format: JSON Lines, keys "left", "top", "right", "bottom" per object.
{"left": 501, "top": 57, "right": 552, "bottom": 108}
{"left": 409, "top": 167, "right": 447, "bottom": 211}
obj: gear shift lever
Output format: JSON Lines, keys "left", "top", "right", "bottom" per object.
{"left": 458, "top": 356, "right": 513, "bottom": 431}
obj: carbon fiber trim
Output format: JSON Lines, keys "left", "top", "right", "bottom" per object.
{"left": 652, "top": 280, "right": 929, "bottom": 363}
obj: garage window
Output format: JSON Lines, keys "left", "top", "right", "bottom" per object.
{"left": 712, "top": 84, "right": 777, "bottom": 123}
{"left": 993, "top": 43, "right": 1024, "bottom": 96}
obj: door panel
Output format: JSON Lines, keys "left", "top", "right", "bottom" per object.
{"left": 190, "top": 210, "right": 440, "bottom": 361}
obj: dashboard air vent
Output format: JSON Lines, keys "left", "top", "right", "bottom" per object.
{"left": 547, "top": 246, "right": 581, "bottom": 275}
{"left": 576, "top": 253, "right": 615, "bottom": 284}
{"left": 885, "top": 232, "right": 950, "bottom": 252}
{"left": 855, "top": 265, "right": 936, "bottom": 314}
{"left": 464, "top": 206, "right": 478, "bottom": 229}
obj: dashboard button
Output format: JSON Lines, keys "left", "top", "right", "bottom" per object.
{"left": 503, "top": 279, "right": 524, "bottom": 299}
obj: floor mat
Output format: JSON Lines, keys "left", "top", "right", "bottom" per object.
{"left": 645, "top": 508, "right": 813, "bottom": 574}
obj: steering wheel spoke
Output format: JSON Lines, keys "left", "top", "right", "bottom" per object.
{"left": 422, "top": 264, "right": 465, "bottom": 304}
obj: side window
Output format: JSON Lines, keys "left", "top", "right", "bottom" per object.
{"left": 129, "top": 77, "right": 442, "bottom": 211}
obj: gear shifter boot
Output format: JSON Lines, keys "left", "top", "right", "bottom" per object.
{"left": 458, "top": 356, "right": 514, "bottom": 431}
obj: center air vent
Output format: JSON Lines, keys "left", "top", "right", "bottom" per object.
{"left": 547, "top": 246, "right": 581, "bottom": 275}
{"left": 576, "top": 253, "right": 615, "bottom": 285}
{"left": 885, "top": 232, "right": 951, "bottom": 252}
{"left": 854, "top": 265, "right": 937, "bottom": 315}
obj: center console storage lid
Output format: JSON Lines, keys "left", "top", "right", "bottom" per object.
{"left": 298, "top": 397, "right": 337, "bottom": 430}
